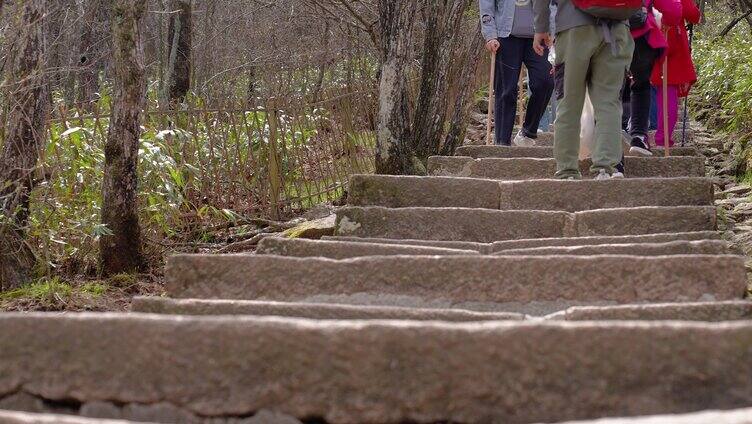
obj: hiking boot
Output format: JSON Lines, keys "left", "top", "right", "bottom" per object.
{"left": 513, "top": 130, "right": 536, "bottom": 147}
{"left": 629, "top": 135, "right": 653, "bottom": 157}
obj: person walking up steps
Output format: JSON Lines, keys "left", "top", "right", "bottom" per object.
{"left": 480, "top": 0, "right": 555, "bottom": 147}
{"left": 532, "top": 0, "right": 635, "bottom": 180}
{"left": 652, "top": 0, "right": 701, "bottom": 148}
{"left": 622, "top": 0, "right": 683, "bottom": 156}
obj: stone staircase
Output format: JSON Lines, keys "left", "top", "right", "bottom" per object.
{"left": 1, "top": 138, "right": 752, "bottom": 424}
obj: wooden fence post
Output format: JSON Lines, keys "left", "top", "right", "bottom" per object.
{"left": 266, "top": 100, "right": 283, "bottom": 220}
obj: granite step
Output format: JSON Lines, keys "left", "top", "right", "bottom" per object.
{"left": 492, "top": 231, "right": 721, "bottom": 251}
{"left": 131, "top": 297, "right": 525, "bottom": 321}
{"left": 495, "top": 240, "right": 730, "bottom": 256}
{"left": 255, "top": 237, "right": 481, "bottom": 258}
{"left": 2, "top": 314, "right": 752, "bottom": 423}
{"left": 322, "top": 236, "right": 492, "bottom": 253}
{"left": 552, "top": 408, "right": 752, "bottom": 424}
{"left": 529, "top": 130, "right": 695, "bottom": 147}
{"left": 336, "top": 206, "right": 716, "bottom": 243}
{"left": 428, "top": 156, "right": 705, "bottom": 180}
{"left": 547, "top": 301, "right": 752, "bottom": 321}
{"left": 166, "top": 254, "right": 746, "bottom": 314}
{"left": 455, "top": 145, "right": 698, "bottom": 159}
{"left": 348, "top": 175, "right": 713, "bottom": 212}
{"left": 0, "top": 411, "right": 149, "bottom": 424}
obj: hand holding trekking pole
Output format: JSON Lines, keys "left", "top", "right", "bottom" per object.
{"left": 486, "top": 50, "right": 497, "bottom": 146}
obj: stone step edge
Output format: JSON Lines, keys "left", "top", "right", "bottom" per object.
{"left": 550, "top": 408, "right": 752, "bottom": 424}
{"left": 494, "top": 240, "right": 730, "bottom": 256}
{"left": 324, "top": 232, "right": 723, "bottom": 254}
{"left": 2, "top": 313, "right": 752, "bottom": 423}
{"left": 543, "top": 301, "right": 752, "bottom": 321}
{"left": 256, "top": 237, "right": 482, "bottom": 257}
{"left": 0, "top": 411, "right": 151, "bottom": 424}
{"left": 131, "top": 297, "right": 526, "bottom": 321}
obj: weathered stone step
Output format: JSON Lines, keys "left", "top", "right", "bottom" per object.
{"left": 552, "top": 408, "right": 752, "bottom": 424}
{"left": 428, "top": 156, "right": 705, "bottom": 180}
{"left": 348, "top": 175, "right": 713, "bottom": 212}
{"left": 3, "top": 314, "right": 752, "bottom": 423}
{"left": 336, "top": 206, "right": 716, "bottom": 243}
{"left": 323, "top": 236, "right": 491, "bottom": 253}
{"left": 256, "top": 237, "right": 480, "bottom": 258}
{"left": 529, "top": 129, "right": 696, "bottom": 147}
{"left": 0, "top": 411, "right": 148, "bottom": 424}
{"left": 455, "top": 145, "right": 698, "bottom": 159}
{"left": 492, "top": 231, "right": 721, "bottom": 251}
{"left": 496, "top": 240, "right": 730, "bottom": 256}
{"left": 131, "top": 297, "right": 525, "bottom": 321}
{"left": 325, "top": 232, "right": 722, "bottom": 254}
{"left": 547, "top": 301, "right": 752, "bottom": 322}
{"left": 166, "top": 255, "right": 746, "bottom": 314}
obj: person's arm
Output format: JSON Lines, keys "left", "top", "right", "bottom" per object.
{"left": 682, "top": 0, "right": 702, "bottom": 24}
{"left": 480, "top": 0, "right": 499, "bottom": 41}
{"left": 532, "top": 0, "right": 552, "bottom": 56}
{"left": 653, "top": 0, "right": 683, "bottom": 26}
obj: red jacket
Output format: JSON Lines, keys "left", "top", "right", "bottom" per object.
{"left": 650, "top": 0, "right": 702, "bottom": 96}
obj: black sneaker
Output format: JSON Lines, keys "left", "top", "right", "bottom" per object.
{"left": 616, "top": 157, "right": 625, "bottom": 174}
{"left": 629, "top": 135, "right": 653, "bottom": 157}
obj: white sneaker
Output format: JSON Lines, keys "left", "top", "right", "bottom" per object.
{"left": 594, "top": 169, "right": 611, "bottom": 181}
{"left": 513, "top": 131, "right": 536, "bottom": 147}
{"left": 611, "top": 171, "right": 625, "bottom": 179}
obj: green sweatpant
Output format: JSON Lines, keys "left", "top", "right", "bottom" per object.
{"left": 553, "top": 24, "right": 634, "bottom": 178}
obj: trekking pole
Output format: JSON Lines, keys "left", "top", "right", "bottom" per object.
{"left": 662, "top": 30, "right": 671, "bottom": 157}
{"left": 486, "top": 51, "right": 497, "bottom": 146}
{"left": 680, "top": 24, "right": 693, "bottom": 146}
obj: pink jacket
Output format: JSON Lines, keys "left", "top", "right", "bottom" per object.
{"left": 631, "top": 0, "right": 683, "bottom": 50}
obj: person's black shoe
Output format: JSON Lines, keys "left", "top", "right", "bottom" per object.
{"left": 629, "top": 135, "right": 653, "bottom": 157}
{"left": 616, "top": 157, "right": 625, "bottom": 174}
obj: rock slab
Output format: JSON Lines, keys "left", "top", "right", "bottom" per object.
{"left": 1, "top": 315, "right": 752, "bottom": 423}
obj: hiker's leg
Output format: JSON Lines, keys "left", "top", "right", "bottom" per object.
{"left": 522, "top": 39, "right": 554, "bottom": 138}
{"left": 649, "top": 85, "right": 658, "bottom": 130}
{"left": 656, "top": 85, "right": 679, "bottom": 146}
{"left": 621, "top": 77, "right": 631, "bottom": 131}
{"left": 496, "top": 37, "right": 525, "bottom": 145}
{"left": 588, "top": 24, "right": 634, "bottom": 174}
{"left": 629, "top": 36, "right": 659, "bottom": 138}
{"left": 493, "top": 40, "right": 506, "bottom": 145}
{"left": 554, "top": 26, "right": 598, "bottom": 178}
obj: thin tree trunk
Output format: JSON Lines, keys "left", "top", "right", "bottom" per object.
{"left": 441, "top": 26, "right": 485, "bottom": 155}
{"left": 77, "top": 0, "right": 103, "bottom": 108}
{"left": 164, "top": 0, "right": 191, "bottom": 104}
{"left": 375, "top": 0, "right": 420, "bottom": 175}
{"left": 100, "top": 0, "right": 147, "bottom": 276}
{"left": 0, "top": 0, "right": 49, "bottom": 290}
{"left": 412, "top": 0, "right": 474, "bottom": 161}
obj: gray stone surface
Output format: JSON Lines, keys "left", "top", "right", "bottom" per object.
{"left": 131, "top": 297, "right": 526, "bottom": 321}
{"left": 496, "top": 240, "right": 730, "bottom": 256}
{"left": 548, "top": 301, "right": 752, "bottom": 321}
{"left": 348, "top": 175, "right": 713, "bottom": 212}
{"left": 492, "top": 232, "right": 722, "bottom": 251}
{"left": 166, "top": 254, "right": 746, "bottom": 313}
{"left": 2, "top": 314, "right": 752, "bottom": 423}
{"left": 428, "top": 156, "right": 705, "bottom": 180}
{"left": 336, "top": 207, "right": 573, "bottom": 243}
{"left": 455, "top": 145, "right": 698, "bottom": 159}
{"left": 497, "top": 178, "right": 713, "bottom": 212}
{"left": 323, "top": 236, "right": 491, "bottom": 253}
{"left": 336, "top": 206, "right": 716, "bottom": 242}
{"left": 574, "top": 206, "right": 717, "bottom": 237}
{"left": 0, "top": 411, "right": 147, "bottom": 424}
{"left": 550, "top": 408, "right": 752, "bottom": 423}
{"left": 256, "top": 237, "right": 480, "bottom": 258}
{"left": 349, "top": 174, "right": 501, "bottom": 209}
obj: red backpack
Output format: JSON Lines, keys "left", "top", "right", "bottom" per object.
{"left": 572, "top": 0, "right": 643, "bottom": 20}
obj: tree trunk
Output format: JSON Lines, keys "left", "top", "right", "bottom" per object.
{"left": 164, "top": 0, "right": 192, "bottom": 104}
{"left": 441, "top": 26, "right": 485, "bottom": 156}
{"left": 411, "top": 0, "right": 474, "bottom": 160}
{"left": 77, "top": 0, "right": 105, "bottom": 108}
{"left": 375, "top": 0, "right": 420, "bottom": 175}
{"left": 100, "top": 0, "right": 147, "bottom": 276}
{"left": 0, "top": 0, "right": 49, "bottom": 290}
